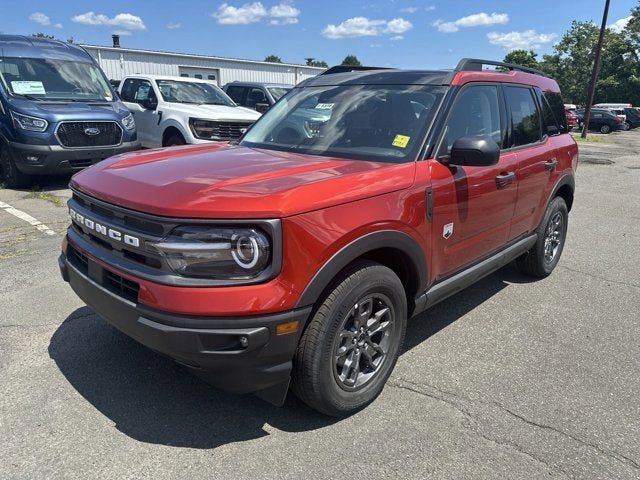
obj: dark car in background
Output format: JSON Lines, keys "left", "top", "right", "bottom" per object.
{"left": 0, "top": 35, "right": 140, "bottom": 188}
{"left": 623, "top": 107, "right": 640, "bottom": 129}
{"left": 576, "top": 108, "right": 624, "bottom": 134}
{"left": 223, "top": 82, "right": 291, "bottom": 113}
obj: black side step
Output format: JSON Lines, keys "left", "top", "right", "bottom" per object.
{"left": 413, "top": 234, "right": 537, "bottom": 315}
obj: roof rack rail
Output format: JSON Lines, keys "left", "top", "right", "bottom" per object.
{"left": 320, "top": 65, "right": 392, "bottom": 76}
{"left": 455, "top": 58, "right": 548, "bottom": 78}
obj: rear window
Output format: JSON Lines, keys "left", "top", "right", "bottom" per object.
{"left": 542, "top": 91, "right": 568, "bottom": 133}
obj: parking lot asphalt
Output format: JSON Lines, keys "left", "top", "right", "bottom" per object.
{"left": 1, "top": 131, "right": 639, "bottom": 480}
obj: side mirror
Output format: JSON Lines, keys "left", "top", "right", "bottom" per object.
{"left": 547, "top": 124, "right": 560, "bottom": 136}
{"left": 140, "top": 97, "right": 157, "bottom": 110}
{"left": 448, "top": 135, "right": 499, "bottom": 167}
{"left": 255, "top": 102, "right": 270, "bottom": 113}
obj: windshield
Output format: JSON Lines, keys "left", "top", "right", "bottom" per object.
{"left": 240, "top": 84, "right": 446, "bottom": 163}
{"left": 267, "top": 86, "right": 290, "bottom": 101}
{"left": 156, "top": 80, "right": 234, "bottom": 106}
{"left": 0, "top": 57, "right": 114, "bottom": 102}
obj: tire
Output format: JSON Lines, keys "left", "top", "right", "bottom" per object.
{"left": 600, "top": 124, "right": 611, "bottom": 134}
{"left": 516, "top": 196, "right": 568, "bottom": 278}
{"left": 291, "top": 261, "right": 407, "bottom": 416}
{"left": 0, "top": 144, "right": 31, "bottom": 189}
{"left": 623, "top": 121, "right": 631, "bottom": 131}
{"left": 164, "top": 134, "right": 186, "bottom": 147}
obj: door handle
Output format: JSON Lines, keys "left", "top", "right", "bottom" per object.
{"left": 544, "top": 158, "right": 558, "bottom": 172}
{"left": 495, "top": 171, "right": 516, "bottom": 189}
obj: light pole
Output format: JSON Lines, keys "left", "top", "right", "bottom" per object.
{"left": 581, "top": 0, "right": 611, "bottom": 139}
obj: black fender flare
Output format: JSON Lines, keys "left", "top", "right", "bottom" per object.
{"left": 295, "top": 229, "right": 427, "bottom": 308}
{"left": 548, "top": 174, "right": 575, "bottom": 210}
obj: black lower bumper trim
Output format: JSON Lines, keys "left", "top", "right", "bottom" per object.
{"left": 59, "top": 251, "right": 312, "bottom": 396}
{"left": 9, "top": 140, "right": 141, "bottom": 175}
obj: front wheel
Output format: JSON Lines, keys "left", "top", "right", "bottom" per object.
{"left": 291, "top": 261, "right": 407, "bottom": 416}
{"left": 0, "top": 145, "right": 31, "bottom": 189}
{"left": 516, "top": 196, "right": 568, "bottom": 278}
{"left": 600, "top": 124, "right": 611, "bottom": 134}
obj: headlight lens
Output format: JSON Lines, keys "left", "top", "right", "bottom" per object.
{"left": 150, "top": 226, "right": 271, "bottom": 279}
{"left": 189, "top": 118, "right": 217, "bottom": 140}
{"left": 11, "top": 111, "right": 48, "bottom": 132}
{"left": 121, "top": 113, "right": 136, "bottom": 130}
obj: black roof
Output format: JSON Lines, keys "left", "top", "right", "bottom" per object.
{"left": 299, "top": 58, "right": 550, "bottom": 87}
{"left": 299, "top": 69, "right": 453, "bottom": 87}
{"left": 0, "top": 34, "right": 92, "bottom": 62}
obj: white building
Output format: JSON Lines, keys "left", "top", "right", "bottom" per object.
{"left": 81, "top": 38, "right": 323, "bottom": 87}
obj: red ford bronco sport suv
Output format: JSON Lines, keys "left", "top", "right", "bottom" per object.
{"left": 59, "top": 59, "right": 578, "bottom": 416}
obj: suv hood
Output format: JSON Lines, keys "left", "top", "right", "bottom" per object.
{"left": 164, "top": 103, "right": 260, "bottom": 121}
{"left": 71, "top": 144, "right": 416, "bottom": 218}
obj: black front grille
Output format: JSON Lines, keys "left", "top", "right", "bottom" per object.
{"left": 67, "top": 243, "right": 139, "bottom": 303}
{"left": 57, "top": 122, "right": 122, "bottom": 148}
{"left": 210, "top": 121, "right": 253, "bottom": 140}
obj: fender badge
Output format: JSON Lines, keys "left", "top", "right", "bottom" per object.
{"left": 443, "top": 223, "right": 454, "bottom": 239}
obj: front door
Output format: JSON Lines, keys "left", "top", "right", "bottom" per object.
{"left": 120, "top": 78, "right": 160, "bottom": 147}
{"left": 429, "top": 83, "right": 518, "bottom": 280}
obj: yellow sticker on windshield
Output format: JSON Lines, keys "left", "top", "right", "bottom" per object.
{"left": 392, "top": 134, "right": 410, "bottom": 148}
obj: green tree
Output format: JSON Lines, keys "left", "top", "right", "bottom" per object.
{"left": 341, "top": 55, "right": 361, "bottom": 66}
{"left": 264, "top": 55, "right": 282, "bottom": 63}
{"left": 503, "top": 49, "right": 540, "bottom": 69}
{"left": 305, "top": 57, "right": 329, "bottom": 68}
{"left": 536, "top": 20, "right": 639, "bottom": 105}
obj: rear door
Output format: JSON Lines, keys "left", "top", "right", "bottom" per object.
{"left": 225, "top": 85, "right": 248, "bottom": 106}
{"left": 429, "top": 83, "right": 519, "bottom": 279}
{"left": 503, "top": 85, "right": 555, "bottom": 239}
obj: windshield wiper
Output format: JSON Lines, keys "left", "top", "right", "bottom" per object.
{"left": 11, "top": 93, "right": 43, "bottom": 101}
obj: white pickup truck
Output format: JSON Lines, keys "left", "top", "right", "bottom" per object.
{"left": 118, "top": 75, "right": 261, "bottom": 147}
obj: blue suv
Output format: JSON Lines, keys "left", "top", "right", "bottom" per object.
{"left": 0, "top": 35, "right": 140, "bottom": 188}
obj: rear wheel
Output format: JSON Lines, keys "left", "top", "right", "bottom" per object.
{"left": 516, "top": 196, "right": 568, "bottom": 278}
{"left": 291, "top": 261, "right": 407, "bottom": 416}
{"left": 600, "top": 124, "right": 611, "bottom": 134}
{"left": 0, "top": 145, "right": 31, "bottom": 189}
{"left": 623, "top": 121, "right": 631, "bottom": 131}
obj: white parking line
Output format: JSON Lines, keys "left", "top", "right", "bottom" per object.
{"left": 0, "top": 201, "right": 56, "bottom": 236}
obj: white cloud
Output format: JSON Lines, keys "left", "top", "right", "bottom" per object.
{"left": 433, "top": 12, "right": 508, "bottom": 33}
{"left": 487, "top": 30, "right": 558, "bottom": 50}
{"left": 425, "top": 5, "right": 436, "bottom": 11}
{"left": 71, "top": 12, "right": 146, "bottom": 32}
{"left": 608, "top": 16, "right": 631, "bottom": 33}
{"left": 400, "top": 7, "right": 418, "bottom": 13}
{"left": 166, "top": 22, "right": 182, "bottom": 29}
{"left": 29, "top": 12, "right": 51, "bottom": 26}
{"left": 213, "top": 2, "right": 267, "bottom": 24}
{"left": 322, "top": 16, "right": 412, "bottom": 39}
{"left": 390, "top": 35, "right": 404, "bottom": 41}
{"left": 54, "top": 23, "right": 63, "bottom": 29}
{"left": 385, "top": 17, "right": 412, "bottom": 34}
{"left": 269, "top": 3, "right": 300, "bottom": 25}
{"left": 214, "top": 2, "right": 300, "bottom": 26}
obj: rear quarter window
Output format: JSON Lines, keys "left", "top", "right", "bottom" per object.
{"left": 505, "top": 86, "right": 542, "bottom": 147}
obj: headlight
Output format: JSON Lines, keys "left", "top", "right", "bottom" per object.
{"left": 11, "top": 111, "right": 48, "bottom": 132}
{"left": 121, "top": 113, "right": 135, "bottom": 131}
{"left": 150, "top": 226, "right": 271, "bottom": 279}
{"left": 189, "top": 118, "right": 218, "bottom": 140}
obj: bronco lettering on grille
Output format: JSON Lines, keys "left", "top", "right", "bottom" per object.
{"left": 69, "top": 208, "right": 140, "bottom": 247}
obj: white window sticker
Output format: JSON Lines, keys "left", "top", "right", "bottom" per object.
{"left": 315, "top": 103, "right": 334, "bottom": 110}
{"left": 11, "top": 81, "right": 46, "bottom": 95}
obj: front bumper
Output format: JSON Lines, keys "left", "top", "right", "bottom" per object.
{"left": 58, "top": 247, "right": 311, "bottom": 400}
{"left": 9, "top": 140, "right": 141, "bottom": 175}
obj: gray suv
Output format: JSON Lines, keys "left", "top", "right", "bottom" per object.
{"left": 223, "top": 82, "right": 291, "bottom": 113}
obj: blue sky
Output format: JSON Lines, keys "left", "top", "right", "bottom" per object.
{"left": 2, "top": 0, "right": 637, "bottom": 68}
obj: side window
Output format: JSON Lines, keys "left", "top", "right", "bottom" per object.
{"left": 542, "top": 91, "right": 568, "bottom": 134}
{"left": 246, "top": 88, "right": 268, "bottom": 109}
{"left": 226, "top": 86, "right": 246, "bottom": 104}
{"left": 439, "top": 84, "right": 503, "bottom": 155}
{"left": 120, "top": 78, "right": 139, "bottom": 102}
{"left": 505, "top": 86, "right": 542, "bottom": 147}
{"left": 133, "top": 80, "right": 155, "bottom": 103}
